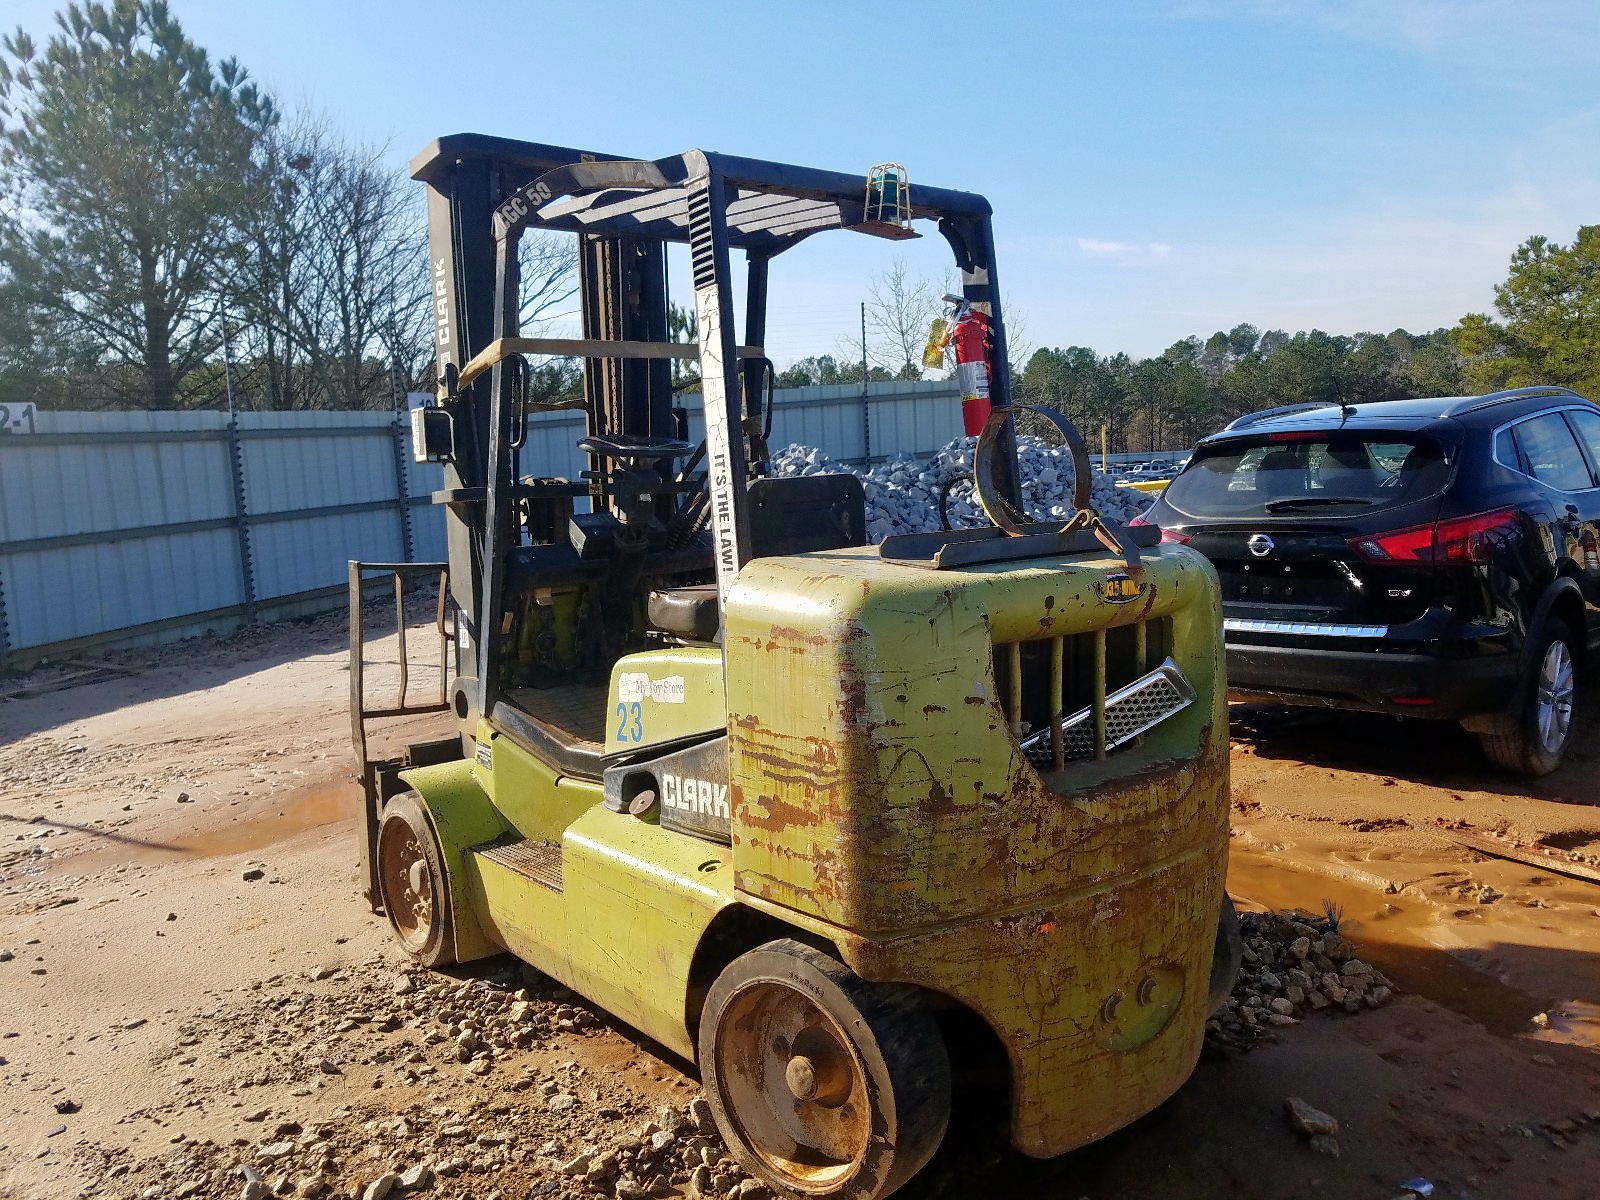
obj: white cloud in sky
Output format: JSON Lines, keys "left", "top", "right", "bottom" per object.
{"left": 1000, "top": 166, "right": 1600, "bottom": 356}
{"left": 1152, "top": 0, "right": 1600, "bottom": 68}
{"left": 1074, "top": 238, "right": 1174, "bottom": 263}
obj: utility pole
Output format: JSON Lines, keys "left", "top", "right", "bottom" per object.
{"left": 859, "top": 301, "right": 871, "bottom": 461}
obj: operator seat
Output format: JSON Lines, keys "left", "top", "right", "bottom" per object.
{"left": 647, "top": 473, "right": 868, "bottom": 643}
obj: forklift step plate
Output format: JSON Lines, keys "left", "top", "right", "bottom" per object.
{"left": 474, "top": 836, "right": 564, "bottom": 893}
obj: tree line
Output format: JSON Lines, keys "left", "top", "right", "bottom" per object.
{"left": 0, "top": 1, "right": 574, "bottom": 413}
{"left": 0, "top": 2, "right": 1595, "bottom": 438}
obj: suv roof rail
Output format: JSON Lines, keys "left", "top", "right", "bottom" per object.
{"left": 1441, "top": 385, "right": 1587, "bottom": 417}
{"left": 1221, "top": 401, "right": 1341, "bottom": 432}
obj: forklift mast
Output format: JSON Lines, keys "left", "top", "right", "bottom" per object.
{"left": 410, "top": 136, "right": 670, "bottom": 702}
{"left": 409, "top": 135, "right": 1021, "bottom": 733}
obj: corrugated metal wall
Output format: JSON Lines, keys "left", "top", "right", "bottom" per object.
{"left": 520, "top": 379, "right": 962, "bottom": 480}
{"left": 0, "top": 381, "right": 960, "bottom": 661}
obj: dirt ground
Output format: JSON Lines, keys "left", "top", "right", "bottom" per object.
{"left": 2, "top": 608, "right": 1599, "bottom": 1200}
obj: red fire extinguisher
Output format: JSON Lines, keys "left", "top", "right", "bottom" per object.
{"left": 946, "top": 301, "right": 992, "bottom": 436}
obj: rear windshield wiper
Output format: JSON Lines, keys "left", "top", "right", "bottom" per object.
{"left": 1262, "top": 496, "right": 1378, "bottom": 511}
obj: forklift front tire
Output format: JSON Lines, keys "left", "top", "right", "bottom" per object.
{"left": 697, "top": 939, "right": 949, "bottom": 1200}
{"left": 375, "top": 792, "right": 457, "bottom": 968}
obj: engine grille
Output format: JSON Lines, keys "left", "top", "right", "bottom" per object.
{"left": 1018, "top": 659, "right": 1194, "bottom": 766}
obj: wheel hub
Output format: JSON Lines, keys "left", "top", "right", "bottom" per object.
{"left": 1536, "top": 639, "right": 1575, "bottom": 755}
{"left": 714, "top": 982, "right": 871, "bottom": 1191}
{"left": 377, "top": 821, "right": 434, "bottom": 951}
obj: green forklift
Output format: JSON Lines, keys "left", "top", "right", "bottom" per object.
{"left": 349, "top": 134, "right": 1237, "bottom": 1200}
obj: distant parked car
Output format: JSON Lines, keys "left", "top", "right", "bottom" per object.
{"left": 1135, "top": 387, "right": 1600, "bottom": 776}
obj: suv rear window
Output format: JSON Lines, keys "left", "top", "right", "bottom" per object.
{"left": 1162, "top": 433, "right": 1452, "bottom": 519}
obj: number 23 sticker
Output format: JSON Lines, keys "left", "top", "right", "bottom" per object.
{"left": 614, "top": 701, "right": 643, "bottom": 743}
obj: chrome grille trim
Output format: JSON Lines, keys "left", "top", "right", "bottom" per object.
{"left": 1224, "top": 618, "right": 1388, "bottom": 638}
{"left": 1020, "top": 658, "right": 1195, "bottom": 766}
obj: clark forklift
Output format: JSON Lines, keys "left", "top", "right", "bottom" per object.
{"left": 350, "top": 134, "right": 1238, "bottom": 1200}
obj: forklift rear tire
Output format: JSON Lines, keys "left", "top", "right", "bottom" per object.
{"left": 1208, "top": 895, "right": 1242, "bottom": 1015}
{"left": 697, "top": 939, "right": 949, "bottom": 1200}
{"left": 375, "top": 792, "right": 456, "bottom": 968}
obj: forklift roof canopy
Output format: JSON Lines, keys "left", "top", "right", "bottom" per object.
{"left": 413, "top": 135, "right": 993, "bottom": 256}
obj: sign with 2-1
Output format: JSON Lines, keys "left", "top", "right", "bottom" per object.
{"left": 0, "top": 402, "right": 37, "bottom": 434}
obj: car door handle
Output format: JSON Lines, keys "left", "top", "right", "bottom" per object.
{"left": 1561, "top": 504, "right": 1583, "bottom": 535}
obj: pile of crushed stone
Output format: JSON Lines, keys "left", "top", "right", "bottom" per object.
{"left": 769, "top": 435, "right": 1152, "bottom": 543}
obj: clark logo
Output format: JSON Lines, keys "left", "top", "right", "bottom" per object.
{"left": 1097, "top": 573, "right": 1144, "bottom": 604}
{"left": 662, "top": 773, "right": 729, "bottom": 819}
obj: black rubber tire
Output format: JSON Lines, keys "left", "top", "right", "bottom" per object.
{"left": 1207, "top": 895, "right": 1243, "bottom": 1015}
{"left": 1476, "top": 622, "right": 1580, "bottom": 778}
{"left": 697, "top": 939, "right": 950, "bottom": 1200}
{"left": 375, "top": 792, "right": 457, "bottom": 967}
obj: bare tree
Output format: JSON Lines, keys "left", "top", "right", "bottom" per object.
{"left": 519, "top": 232, "right": 577, "bottom": 330}
{"left": 864, "top": 256, "right": 940, "bottom": 379}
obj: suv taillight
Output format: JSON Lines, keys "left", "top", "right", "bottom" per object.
{"left": 1128, "top": 514, "right": 1191, "bottom": 545}
{"left": 1348, "top": 508, "right": 1517, "bottom": 565}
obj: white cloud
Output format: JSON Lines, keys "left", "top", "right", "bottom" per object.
{"left": 1072, "top": 237, "right": 1175, "bottom": 263}
{"left": 1150, "top": 0, "right": 1600, "bottom": 69}
{"left": 1003, "top": 171, "right": 1600, "bottom": 356}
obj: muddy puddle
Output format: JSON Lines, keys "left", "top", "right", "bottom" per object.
{"left": 59, "top": 778, "right": 358, "bottom": 874}
{"left": 156, "top": 780, "right": 357, "bottom": 858}
{"left": 1228, "top": 844, "right": 1556, "bottom": 1037}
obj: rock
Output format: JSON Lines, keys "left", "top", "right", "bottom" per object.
{"left": 53, "top": 1099, "right": 79, "bottom": 1114}
{"left": 1284, "top": 1097, "right": 1339, "bottom": 1137}
{"left": 1289, "top": 936, "right": 1310, "bottom": 960}
{"left": 1339, "top": 959, "right": 1371, "bottom": 977}
{"left": 649, "top": 1130, "right": 676, "bottom": 1153}
{"left": 240, "top": 1184, "right": 272, "bottom": 1200}
{"left": 392, "top": 974, "right": 415, "bottom": 996}
{"left": 689, "top": 1164, "right": 713, "bottom": 1199}
{"left": 616, "top": 1183, "right": 650, "bottom": 1200}
{"left": 1478, "top": 885, "right": 1502, "bottom": 904}
{"left": 688, "top": 1096, "right": 716, "bottom": 1134}
{"left": 737, "top": 1180, "right": 772, "bottom": 1199}
{"left": 1308, "top": 1133, "right": 1340, "bottom": 1159}
{"left": 548, "top": 1093, "right": 579, "bottom": 1113}
{"left": 1532, "top": 1011, "right": 1551, "bottom": 1029}
{"left": 318, "top": 1058, "right": 342, "bottom": 1075}
{"left": 559, "top": 1149, "right": 596, "bottom": 1176}
{"left": 259, "top": 1142, "right": 295, "bottom": 1160}
{"left": 241, "top": 867, "right": 266, "bottom": 882}
{"left": 1269, "top": 998, "right": 1295, "bottom": 1015}
{"left": 362, "top": 1174, "right": 399, "bottom": 1200}
{"left": 585, "top": 1151, "right": 619, "bottom": 1183}
{"left": 309, "top": 966, "right": 336, "bottom": 982}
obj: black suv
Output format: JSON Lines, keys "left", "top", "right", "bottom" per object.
{"left": 1138, "top": 386, "right": 1600, "bottom": 776}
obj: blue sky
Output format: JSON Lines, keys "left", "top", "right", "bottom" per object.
{"left": 9, "top": 0, "right": 1600, "bottom": 365}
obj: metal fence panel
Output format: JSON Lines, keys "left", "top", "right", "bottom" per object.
{"left": 0, "top": 381, "right": 977, "bottom": 661}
